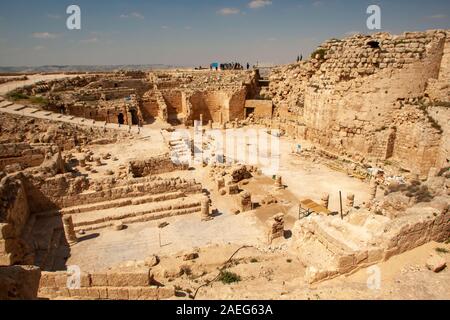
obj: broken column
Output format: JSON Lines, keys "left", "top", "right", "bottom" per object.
{"left": 274, "top": 176, "right": 283, "bottom": 189}
{"left": 200, "top": 196, "right": 210, "bottom": 221}
{"left": 239, "top": 191, "right": 252, "bottom": 212}
{"left": 79, "top": 157, "right": 86, "bottom": 168}
{"left": 370, "top": 180, "right": 378, "bottom": 200}
{"left": 62, "top": 215, "right": 78, "bottom": 246}
{"left": 346, "top": 193, "right": 355, "bottom": 209}
{"left": 267, "top": 213, "right": 284, "bottom": 243}
{"left": 217, "top": 178, "right": 225, "bottom": 191}
{"left": 208, "top": 120, "right": 213, "bottom": 130}
{"left": 321, "top": 193, "right": 330, "bottom": 209}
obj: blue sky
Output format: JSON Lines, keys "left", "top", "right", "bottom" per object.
{"left": 0, "top": 0, "right": 449, "bottom": 67}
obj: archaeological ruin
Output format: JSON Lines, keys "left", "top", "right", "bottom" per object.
{"left": 0, "top": 29, "right": 449, "bottom": 300}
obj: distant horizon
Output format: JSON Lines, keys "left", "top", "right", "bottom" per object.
{"left": 1, "top": 0, "right": 449, "bottom": 67}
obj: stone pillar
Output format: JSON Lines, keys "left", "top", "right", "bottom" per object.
{"left": 200, "top": 197, "right": 210, "bottom": 221}
{"left": 275, "top": 176, "right": 283, "bottom": 189}
{"left": 62, "top": 215, "right": 78, "bottom": 246}
{"left": 208, "top": 120, "right": 213, "bottom": 130}
{"left": 200, "top": 114, "right": 203, "bottom": 126}
{"left": 222, "top": 122, "right": 227, "bottom": 130}
{"left": 346, "top": 193, "right": 355, "bottom": 209}
{"left": 321, "top": 193, "right": 330, "bottom": 209}
{"left": 79, "top": 157, "right": 86, "bottom": 168}
{"left": 267, "top": 213, "right": 284, "bottom": 244}
{"left": 239, "top": 191, "right": 252, "bottom": 212}
{"left": 217, "top": 178, "right": 225, "bottom": 191}
{"left": 370, "top": 180, "right": 378, "bottom": 200}
{"left": 219, "top": 113, "right": 223, "bottom": 125}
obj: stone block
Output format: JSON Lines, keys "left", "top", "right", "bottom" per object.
{"left": 91, "top": 272, "right": 108, "bottom": 287}
{"left": 107, "top": 269, "right": 150, "bottom": 287}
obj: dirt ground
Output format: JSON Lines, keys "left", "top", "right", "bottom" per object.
{"left": 183, "top": 241, "right": 450, "bottom": 300}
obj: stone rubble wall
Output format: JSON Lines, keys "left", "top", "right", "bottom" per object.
{"left": 0, "top": 265, "right": 41, "bottom": 300}
{"left": 128, "top": 153, "right": 188, "bottom": 177}
{"left": 0, "top": 174, "right": 31, "bottom": 266}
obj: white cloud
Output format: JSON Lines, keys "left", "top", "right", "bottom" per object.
{"left": 312, "top": 1, "right": 323, "bottom": 7}
{"left": 426, "top": 14, "right": 448, "bottom": 20}
{"left": 33, "top": 45, "right": 46, "bottom": 51}
{"left": 31, "top": 32, "right": 58, "bottom": 39}
{"left": 248, "top": 0, "right": 272, "bottom": 9}
{"left": 161, "top": 26, "right": 169, "bottom": 29}
{"left": 217, "top": 8, "right": 240, "bottom": 15}
{"left": 120, "top": 12, "right": 144, "bottom": 19}
{"left": 80, "top": 37, "right": 99, "bottom": 44}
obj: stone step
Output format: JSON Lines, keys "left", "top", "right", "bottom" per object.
{"left": 58, "top": 191, "right": 186, "bottom": 215}
{"left": 11, "top": 104, "right": 27, "bottom": 111}
{"left": 0, "top": 101, "right": 13, "bottom": 108}
{"left": 72, "top": 196, "right": 203, "bottom": 232}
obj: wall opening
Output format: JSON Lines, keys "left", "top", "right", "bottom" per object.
{"left": 118, "top": 113, "right": 125, "bottom": 125}
{"left": 367, "top": 41, "right": 380, "bottom": 49}
{"left": 245, "top": 107, "right": 255, "bottom": 118}
{"left": 130, "top": 109, "right": 139, "bottom": 125}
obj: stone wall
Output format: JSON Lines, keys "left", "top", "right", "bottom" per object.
{"left": 244, "top": 100, "right": 273, "bottom": 119}
{"left": 0, "top": 265, "right": 41, "bottom": 300}
{"left": 128, "top": 153, "right": 189, "bottom": 177}
{"left": 0, "top": 174, "right": 31, "bottom": 266}
{"left": 266, "top": 30, "right": 450, "bottom": 176}
{"left": 39, "top": 268, "right": 174, "bottom": 300}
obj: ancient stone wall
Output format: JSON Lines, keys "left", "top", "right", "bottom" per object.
{"left": 0, "top": 265, "right": 41, "bottom": 300}
{"left": 266, "top": 30, "right": 449, "bottom": 176}
{"left": 39, "top": 268, "right": 174, "bottom": 300}
{"left": 0, "top": 174, "right": 31, "bottom": 266}
{"left": 128, "top": 154, "right": 189, "bottom": 177}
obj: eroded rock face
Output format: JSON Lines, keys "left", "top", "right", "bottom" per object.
{"left": 0, "top": 265, "right": 41, "bottom": 300}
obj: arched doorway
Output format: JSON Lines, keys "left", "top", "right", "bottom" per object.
{"left": 118, "top": 113, "right": 125, "bottom": 125}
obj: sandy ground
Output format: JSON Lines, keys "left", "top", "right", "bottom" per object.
{"left": 66, "top": 211, "right": 267, "bottom": 272}
{"left": 190, "top": 241, "right": 450, "bottom": 300}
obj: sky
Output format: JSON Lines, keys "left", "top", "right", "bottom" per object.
{"left": 0, "top": 0, "right": 449, "bottom": 67}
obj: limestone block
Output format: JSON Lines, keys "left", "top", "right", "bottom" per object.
{"left": 426, "top": 255, "right": 446, "bottom": 273}
{"left": 91, "top": 273, "right": 108, "bottom": 287}
{"left": 106, "top": 269, "right": 151, "bottom": 287}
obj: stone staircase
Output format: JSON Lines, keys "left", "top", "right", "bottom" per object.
{"left": 168, "top": 134, "right": 192, "bottom": 165}
{"left": 69, "top": 194, "right": 203, "bottom": 232}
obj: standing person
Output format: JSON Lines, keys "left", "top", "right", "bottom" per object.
{"left": 297, "top": 55, "right": 300, "bottom": 63}
{"left": 247, "top": 62, "right": 250, "bottom": 70}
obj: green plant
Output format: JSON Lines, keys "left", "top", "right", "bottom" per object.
{"left": 435, "top": 248, "right": 449, "bottom": 254}
{"left": 250, "top": 258, "right": 258, "bottom": 263}
{"left": 218, "top": 270, "right": 241, "bottom": 284}
{"left": 29, "top": 96, "right": 48, "bottom": 106}
{"left": 311, "top": 48, "right": 327, "bottom": 60}
{"left": 7, "top": 91, "right": 29, "bottom": 101}
{"left": 286, "top": 259, "right": 292, "bottom": 263}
